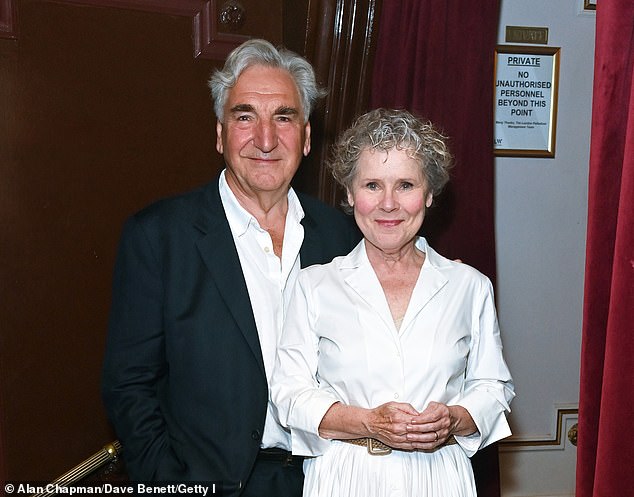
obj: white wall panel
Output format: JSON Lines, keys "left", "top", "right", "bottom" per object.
{"left": 495, "top": 1, "right": 596, "bottom": 495}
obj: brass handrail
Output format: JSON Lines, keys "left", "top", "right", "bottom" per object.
{"left": 31, "top": 440, "right": 122, "bottom": 497}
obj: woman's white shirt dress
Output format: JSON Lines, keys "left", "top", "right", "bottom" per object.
{"left": 271, "top": 237, "right": 515, "bottom": 497}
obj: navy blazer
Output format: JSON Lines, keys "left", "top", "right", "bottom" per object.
{"left": 102, "top": 176, "right": 359, "bottom": 493}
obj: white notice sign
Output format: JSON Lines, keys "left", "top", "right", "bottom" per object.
{"left": 494, "top": 45, "right": 560, "bottom": 157}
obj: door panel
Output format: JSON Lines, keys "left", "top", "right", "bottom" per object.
{"left": 0, "top": 0, "right": 281, "bottom": 480}
{"left": 0, "top": 0, "right": 378, "bottom": 481}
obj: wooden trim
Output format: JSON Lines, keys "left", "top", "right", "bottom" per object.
{"left": 499, "top": 407, "right": 578, "bottom": 449}
{"left": 0, "top": 0, "right": 249, "bottom": 58}
{"left": 52, "top": 0, "right": 206, "bottom": 15}
{"left": 192, "top": 0, "right": 250, "bottom": 59}
{"left": 3, "top": 0, "right": 384, "bottom": 205}
{"left": 0, "top": 0, "right": 18, "bottom": 38}
{"left": 303, "top": 0, "right": 382, "bottom": 204}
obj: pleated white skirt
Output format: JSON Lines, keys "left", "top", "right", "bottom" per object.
{"left": 302, "top": 441, "right": 477, "bottom": 497}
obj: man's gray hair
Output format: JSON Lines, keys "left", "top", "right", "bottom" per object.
{"left": 208, "top": 39, "right": 326, "bottom": 123}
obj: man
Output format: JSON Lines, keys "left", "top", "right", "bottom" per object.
{"left": 102, "top": 39, "right": 359, "bottom": 496}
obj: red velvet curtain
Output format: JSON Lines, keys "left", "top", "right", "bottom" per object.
{"left": 370, "top": 2, "right": 501, "bottom": 496}
{"left": 576, "top": 1, "right": 634, "bottom": 496}
{"left": 370, "top": 0, "right": 499, "bottom": 281}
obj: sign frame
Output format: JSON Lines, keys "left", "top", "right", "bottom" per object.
{"left": 494, "top": 45, "right": 560, "bottom": 158}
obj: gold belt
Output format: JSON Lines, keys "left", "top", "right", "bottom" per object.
{"left": 339, "top": 436, "right": 457, "bottom": 456}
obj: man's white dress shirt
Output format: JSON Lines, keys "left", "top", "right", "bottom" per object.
{"left": 219, "top": 170, "right": 304, "bottom": 450}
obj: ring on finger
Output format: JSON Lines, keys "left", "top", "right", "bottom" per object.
{"left": 434, "top": 431, "right": 439, "bottom": 442}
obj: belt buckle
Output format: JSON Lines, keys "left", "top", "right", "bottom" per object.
{"left": 366, "top": 438, "right": 392, "bottom": 456}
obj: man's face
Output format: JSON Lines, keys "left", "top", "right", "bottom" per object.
{"left": 216, "top": 64, "right": 311, "bottom": 199}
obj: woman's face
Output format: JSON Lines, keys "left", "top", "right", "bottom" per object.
{"left": 348, "top": 147, "right": 432, "bottom": 255}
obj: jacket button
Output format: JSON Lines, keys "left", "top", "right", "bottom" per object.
{"left": 251, "top": 430, "right": 261, "bottom": 441}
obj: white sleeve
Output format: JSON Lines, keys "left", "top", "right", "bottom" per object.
{"left": 455, "top": 277, "right": 515, "bottom": 456}
{"left": 270, "top": 271, "right": 339, "bottom": 456}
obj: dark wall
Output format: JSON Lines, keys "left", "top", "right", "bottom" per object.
{"left": 0, "top": 0, "right": 378, "bottom": 481}
{"left": 0, "top": 0, "right": 277, "bottom": 480}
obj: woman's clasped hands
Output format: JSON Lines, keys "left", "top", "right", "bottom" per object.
{"left": 366, "top": 401, "right": 474, "bottom": 451}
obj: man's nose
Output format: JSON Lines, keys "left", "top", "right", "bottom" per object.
{"left": 253, "top": 120, "right": 278, "bottom": 152}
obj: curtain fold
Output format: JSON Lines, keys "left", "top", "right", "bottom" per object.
{"left": 370, "top": 0, "right": 500, "bottom": 281}
{"left": 370, "top": 2, "right": 501, "bottom": 496}
{"left": 576, "top": 1, "right": 634, "bottom": 496}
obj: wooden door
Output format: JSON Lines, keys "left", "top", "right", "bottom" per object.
{"left": 0, "top": 0, "right": 380, "bottom": 481}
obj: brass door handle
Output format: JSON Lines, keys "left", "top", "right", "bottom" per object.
{"left": 568, "top": 423, "right": 578, "bottom": 446}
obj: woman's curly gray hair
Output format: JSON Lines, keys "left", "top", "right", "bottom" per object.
{"left": 328, "top": 108, "right": 453, "bottom": 213}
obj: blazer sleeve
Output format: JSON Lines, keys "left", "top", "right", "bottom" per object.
{"left": 101, "top": 215, "right": 184, "bottom": 480}
{"left": 298, "top": 193, "right": 361, "bottom": 267}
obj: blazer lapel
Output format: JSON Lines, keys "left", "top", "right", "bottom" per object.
{"left": 193, "top": 180, "right": 266, "bottom": 377}
{"left": 299, "top": 209, "right": 324, "bottom": 268}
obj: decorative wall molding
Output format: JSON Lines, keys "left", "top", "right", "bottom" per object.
{"left": 0, "top": 0, "right": 251, "bottom": 58}
{"left": 1, "top": 0, "right": 18, "bottom": 38}
{"left": 500, "top": 405, "right": 578, "bottom": 451}
{"left": 2, "top": 0, "right": 380, "bottom": 206}
{"left": 303, "top": 0, "right": 381, "bottom": 204}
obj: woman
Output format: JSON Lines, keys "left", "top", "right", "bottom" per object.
{"left": 271, "top": 109, "right": 515, "bottom": 497}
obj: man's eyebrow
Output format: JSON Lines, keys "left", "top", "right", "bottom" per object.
{"left": 275, "top": 106, "right": 299, "bottom": 116}
{"left": 229, "top": 104, "right": 255, "bottom": 114}
{"left": 228, "top": 104, "right": 300, "bottom": 117}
